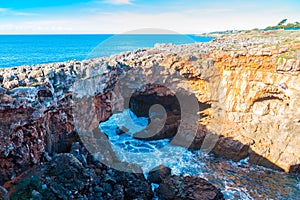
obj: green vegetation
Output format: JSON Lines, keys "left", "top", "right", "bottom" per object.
{"left": 265, "top": 19, "right": 300, "bottom": 30}
{"left": 230, "top": 44, "right": 237, "bottom": 49}
{"left": 278, "top": 19, "right": 288, "bottom": 26}
{"left": 276, "top": 53, "right": 297, "bottom": 62}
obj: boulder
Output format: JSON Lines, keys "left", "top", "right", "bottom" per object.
{"left": 9, "top": 153, "right": 154, "bottom": 200}
{"left": 70, "top": 142, "right": 87, "bottom": 166}
{"left": 148, "top": 165, "right": 171, "bottom": 184}
{"left": 156, "top": 175, "right": 224, "bottom": 200}
{"left": 212, "top": 137, "right": 249, "bottom": 162}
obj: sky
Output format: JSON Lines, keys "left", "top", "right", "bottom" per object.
{"left": 0, "top": 0, "right": 299, "bottom": 34}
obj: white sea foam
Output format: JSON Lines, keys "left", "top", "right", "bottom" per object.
{"left": 99, "top": 109, "right": 300, "bottom": 199}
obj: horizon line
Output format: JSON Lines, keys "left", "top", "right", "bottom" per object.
{"left": 0, "top": 33, "right": 210, "bottom": 35}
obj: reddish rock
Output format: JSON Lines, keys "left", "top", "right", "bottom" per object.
{"left": 148, "top": 165, "right": 171, "bottom": 184}
{"left": 212, "top": 137, "right": 249, "bottom": 162}
{"left": 0, "top": 33, "right": 300, "bottom": 194}
{"left": 8, "top": 153, "right": 154, "bottom": 200}
{"left": 156, "top": 175, "right": 224, "bottom": 200}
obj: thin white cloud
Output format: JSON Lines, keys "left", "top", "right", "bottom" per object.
{"left": 104, "top": 0, "right": 132, "bottom": 5}
{"left": 0, "top": 7, "right": 37, "bottom": 16}
{"left": 0, "top": 4, "right": 299, "bottom": 34}
{"left": 0, "top": 20, "right": 73, "bottom": 34}
{"left": 0, "top": 8, "right": 8, "bottom": 12}
{"left": 14, "top": 11, "right": 38, "bottom": 16}
{"left": 186, "top": 8, "right": 234, "bottom": 14}
{"left": 0, "top": 11, "right": 271, "bottom": 34}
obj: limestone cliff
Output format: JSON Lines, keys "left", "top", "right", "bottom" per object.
{"left": 0, "top": 30, "right": 300, "bottom": 187}
{"left": 209, "top": 33, "right": 300, "bottom": 172}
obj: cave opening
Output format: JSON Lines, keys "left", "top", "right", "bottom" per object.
{"left": 123, "top": 84, "right": 211, "bottom": 142}
{"left": 97, "top": 83, "right": 214, "bottom": 173}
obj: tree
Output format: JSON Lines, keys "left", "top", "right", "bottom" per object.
{"left": 264, "top": 19, "right": 300, "bottom": 30}
{"left": 277, "top": 19, "right": 287, "bottom": 26}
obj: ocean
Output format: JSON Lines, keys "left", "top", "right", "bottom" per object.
{"left": 2, "top": 33, "right": 299, "bottom": 199}
{"left": 100, "top": 109, "right": 300, "bottom": 200}
{"left": 0, "top": 34, "right": 213, "bottom": 68}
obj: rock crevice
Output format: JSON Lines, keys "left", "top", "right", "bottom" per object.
{"left": 0, "top": 31, "right": 300, "bottom": 192}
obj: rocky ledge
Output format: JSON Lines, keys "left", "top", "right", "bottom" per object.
{"left": 3, "top": 142, "right": 154, "bottom": 200}
{"left": 0, "top": 30, "right": 300, "bottom": 198}
{"left": 148, "top": 165, "right": 224, "bottom": 200}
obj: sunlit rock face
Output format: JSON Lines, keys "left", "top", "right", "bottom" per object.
{"left": 0, "top": 31, "right": 300, "bottom": 186}
{"left": 209, "top": 35, "right": 300, "bottom": 172}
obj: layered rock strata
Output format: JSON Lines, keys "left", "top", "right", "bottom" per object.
{"left": 0, "top": 31, "right": 300, "bottom": 195}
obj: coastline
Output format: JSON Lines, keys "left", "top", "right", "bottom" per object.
{"left": 0, "top": 34, "right": 213, "bottom": 69}
{"left": 0, "top": 30, "right": 300, "bottom": 198}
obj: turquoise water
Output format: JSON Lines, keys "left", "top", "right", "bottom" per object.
{"left": 0, "top": 34, "right": 213, "bottom": 68}
{"left": 99, "top": 109, "right": 300, "bottom": 200}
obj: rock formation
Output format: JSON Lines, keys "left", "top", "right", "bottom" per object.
{"left": 4, "top": 143, "right": 154, "bottom": 199}
{"left": 156, "top": 175, "right": 225, "bottom": 200}
{"left": 147, "top": 165, "right": 225, "bottom": 200}
{"left": 0, "top": 30, "right": 300, "bottom": 197}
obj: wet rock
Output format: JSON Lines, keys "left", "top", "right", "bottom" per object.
{"left": 212, "top": 137, "right": 249, "bottom": 162}
{"left": 43, "top": 152, "right": 52, "bottom": 162}
{"left": 8, "top": 153, "right": 154, "bottom": 200}
{"left": 112, "top": 184, "right": 125, "bottom": 199}
{"left": 187, "top": 125, "right": 209, "bottom": 150}
{"left": 0, "top": 32, "right": 300, "bottom": 195}
{"left": 32, "top": 190, "right": 43, "bottom": 200}
{"left": 0, "top": 75, "right": 3, "bottom": 84}
{"left": 148, "top": 165, "right": 171, "bottom": 184}
{"left": 0, "top": 86, "right": 6, "bottom": 96}
{"left": 0, "top": 186, "right": 9, "bottom": 200}
{"left": 156, "top": 175, "right": 225, "bottom": 200}
{"left": 133, "top": 106, "right": 180, "bottom": 140}
{"left": 70, "top": 142, "right": 87, "bottom": 166}
{"left": 116, "top": 126, "right": 128, "bottom": 135}
{"left": 7, "top": 86, "right": 38, "bottom": 99}
{"left": 289, "top": 164, "right": 300, "bottom": 173}
{"left": 115, "top": 171, "right": 153, "bottom": 200}
{"left": 37, "top": 83, "right": 54, "bottom": 99}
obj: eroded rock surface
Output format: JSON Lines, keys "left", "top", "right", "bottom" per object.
{"left": 0, "top": 30, "right": 300, "bottom": 197}
{"left": 156, "top": 175, "right": 225, "bottom": 200}
{"left": 148, "top": 165, "right": 172, "bottom": 184}
{"left": 7, "top": 153, "right": 153, "bottom": 200}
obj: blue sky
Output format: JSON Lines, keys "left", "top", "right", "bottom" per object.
{"left": 0, "top": 0, "right": 299, "bottom": 34}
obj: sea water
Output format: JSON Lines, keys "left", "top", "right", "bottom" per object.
{"left": 99, "top": 109, "right": 300, "bottom": 200}
{"left": 0, "top": 34, "right": 213, "bottom": 68}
